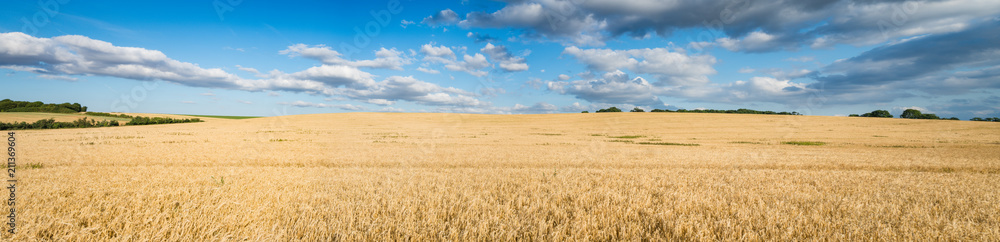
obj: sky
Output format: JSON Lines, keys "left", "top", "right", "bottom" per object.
{"left": 1, "top": 0, "right": 998, "bottom": 119}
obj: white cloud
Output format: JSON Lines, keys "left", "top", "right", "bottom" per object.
{"left": 0, "top": 32, "right": 245, "bottom": 90}
{"left": 422, "top": 9, "right": 459, "bottom": 25}
{"left": 893, "top": 106, "right": 930, "bottom": 113}
{"left": 416, "top": 67, "right": 440, "bottom": 74}
{"left": 278, "top": 101, "right": 365, "bottom": 111}
{"left": 419, "top": 43, "right": 457, "bottom": 64}
{"left": 511, "top": 102, "right": 558, "bottom": 113}
{"left": 0, "top": 33, "right": 490, "bottom": 110}
{"left": 400, "top": 20, "right": 415, "bottom": 28}
{"left": 557, "top": 74, "right": 571, "bottom": 80}
{"left": 547, "top": 70, "right": 665, "bottom": 106}
{"left": 562, "top": 46, "right": 716, "bottom": 85}
{"left": 37, "top": 74, "right": 78, "bottom": 81}
{"left": 448, "top": 0, "right": 1000, "bottom": 50}
{"left": 235, "top": 65, "right": 260, "bottom": 74}
{"left": 715, "top": 31, "right": 787, "bottom": 52}
{"left": 443, "top": 53, "right": 490, "bottom": 77}
{"left": 480, "top": 43, "right": 529, "bottom": 72}
{"left": 280, "top": 44, "right": 411, "bottom": 70}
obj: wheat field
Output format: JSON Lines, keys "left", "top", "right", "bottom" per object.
{"left": 0, "top": 112, "right": 130, "bottom": 123}
{"left": 4, "top": 112, "right": 1000, "bottom": 240}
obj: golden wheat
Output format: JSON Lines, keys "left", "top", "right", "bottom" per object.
{"left": 3, "top": 112, "right": 999, "bottom": 240}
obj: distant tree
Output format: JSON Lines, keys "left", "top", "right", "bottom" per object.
{"left": 947, "top": 117, "right": 960, "bottom": 120}
{"left": 900, "top": 109, "right": 941, "bottom": 119}
{"left": 596, "top": 107, "right": 622, "bottom": 113}
{"left": 900, "top": 109, "right": 922, "bottom": 119}
{"left": 860, "top": 110, "right": 892, "bottom": 118}
{"left": 650, "top": 109, "right": 669, "bottom": 112}
{"left": 848, "top": 114, "right": 860, "bottom": 117}
{"left": 971, "top": 117, "right": 985, "bottom": 121}
{"left": 630, "top": 107, "right": 645, "bottom": 112}
{"left": 581, "top": 111, "right": 589, "bottom": 113}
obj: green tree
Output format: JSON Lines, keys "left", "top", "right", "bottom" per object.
{"left": 900, "top": 109, "right": 923, "bottom": 119}
{"left": 581, "top": 111, "right": 589, "bottom": 113}
{"left": 630, "top": 107, "right": 645, "bottom": 112}
{"left": 860, "top": 110, "right": 892, "bottom": 118}
{"left": 596, "top": 107, "right": 622, "bottom": 113}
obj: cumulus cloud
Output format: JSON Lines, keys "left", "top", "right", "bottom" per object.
{"left": 810, "top": 20, "right": 1000, "bottom": 97}
{"left": 562, "top": 46, "right": 716, "bottom": 85}
{"left": 400, "top": 20, "right": 415, "bottom": 28}
{"left": 280, "top": 44, "right": 411, "bottom": 70}
{"left": 416, "top": 67, "right": 440, "bottom": 74}
{"left": 547, "top": 70, "right": 665, "bottom": 106}
{"left": 511, "top": 102, "right": 558, "bottom": 113}
{"left": 0, "top": 32, "right": 490, "bottom": 110}
{"left": 0, "top": 32, "right": 246, "bottom": 89}
{"left": 480, "top": 43, "right": 529, "bottom": 72}
{"left": 443, "top": 53, "right": 491, "bottom": 77}
{"left": 279, "top": 101, "right": 365, "bottom": 111}
{"left": 441, "top": 0, "right": 999, "bottom": 49}
{"left": 466, "top": 32, "right": 498, "bottom": 43}
{"left": 422, "top": 9, "right": 459, "bottom": 25}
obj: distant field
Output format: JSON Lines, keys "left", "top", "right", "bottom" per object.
{"left": 7, "top": 112, "right": 1000, "bottom": 240}
{"left": 0, "top": 112, "right": 130, "bottom": 123}
{"left": 179, "top": 114, "right": 260, "bottom": 119}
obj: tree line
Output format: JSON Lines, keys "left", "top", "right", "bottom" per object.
{"left": 85, "top": 112, "right": 135, "bottom": 119}
{"left": 848, "top": 109, "right": 999, "bottom": 121}
{"left": 583, "top": 106, "right": 998, "bottom": 122}
{"left": 0, "top": 116, "right": 203, "bottom": 130}
{"left": 0, "top": 99, "right": 87, "bottom": 113}
{"left": 587, "top": 107, "right": 800, "bottom": 115}
{"left": 0, "top": 117, "right": 118, "bottom": 130}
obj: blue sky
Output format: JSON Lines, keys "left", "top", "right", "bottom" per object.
{"left": 1, "top": 0, "right": 998, "bottom": 119}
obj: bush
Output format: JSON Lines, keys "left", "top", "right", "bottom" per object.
{"left": 86, "top": 112, "right": 134, "bottom": 119}
{"left": 650, "top": 109, "right": 671, "bottom": 112}
{"left": 580, "top": 111, "right": 589, "bottom": 113}
{"left": 970, "top": 117, "right": 1000, "bottom": 122}
{"left": 672, "top": 108, "right": 799, "bottom": 115}
{"left": 860, "top": 110, "right": 892, "bottom": 118}
{"left": 848, "top": 114, "right": 860, "bottom": 117}
{"left": 0, "top": 117, "right": 120, "bottom": 130}
{"left": 0, "top": 115, "right": 199, "bottom": 130}
{"left": 900, "top": 109, "right": 940, "bottom": 119}
{"left": 596, "top": 107, "right": 622, "bottom": 113}
{"left": 126, "top": 116, "right": 202, "bottom": 125}
{"left": 630, "top": 107, "right": 645, "bottom": 112}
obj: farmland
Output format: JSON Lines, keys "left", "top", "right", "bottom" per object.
{"left": 5, "top": 112, "right": 1000, "bottom": 240}
{"left": 0, "top": 112, "right": 130, "bottom": 123}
